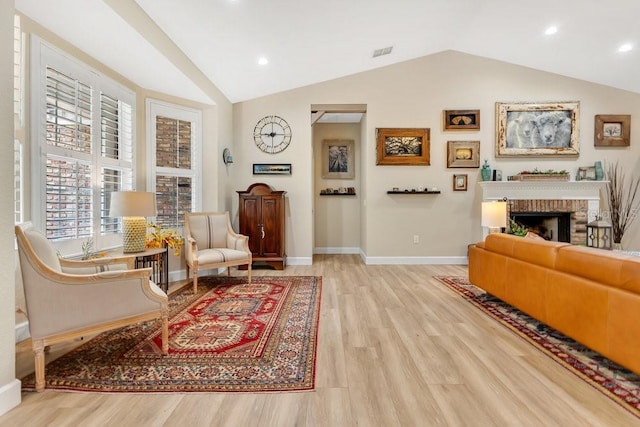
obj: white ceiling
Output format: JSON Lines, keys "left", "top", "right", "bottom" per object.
{"left": 15, "top": 0, "right": 640, "bottom": 105}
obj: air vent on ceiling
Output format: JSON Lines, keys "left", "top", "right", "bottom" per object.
{"left": 372, "top": 46, "right": 393, "bottom": 58}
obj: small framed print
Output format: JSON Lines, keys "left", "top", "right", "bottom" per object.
{"left": 492, "top": 169, "right": 502, "bottom": 181}
{"left": 594, "top": 114, "right": 630, "bottom": 147}
{"left": 447, "top": 141, "right": 480, "bottom": 168}
{"left": 453, "top": 174, "right": 468, "bottom": 191}
{"left": 443, "top": 110, "right": 480, "bottom": 131}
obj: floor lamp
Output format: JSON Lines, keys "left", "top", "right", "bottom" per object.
{"left": 109, "top": 191, "right": 157, "bottom": 253}
{"left": 482, "top": 201, "right": 507, "bottom": 234}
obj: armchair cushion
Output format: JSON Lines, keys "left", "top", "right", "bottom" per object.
{"left": 23, "top": 227, "right": 61, "bottom": 272}
{"left": 188, "top": 214, "right": 229, "bottom": 250}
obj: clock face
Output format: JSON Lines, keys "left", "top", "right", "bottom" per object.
{"left": 254, "top": 115, "right": 292, "bottom": 154}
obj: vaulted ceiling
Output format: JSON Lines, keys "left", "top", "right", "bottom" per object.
{"left": 15, "top": 0, "right": 640, "bottom": 105}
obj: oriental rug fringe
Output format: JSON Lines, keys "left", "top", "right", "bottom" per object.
{"left": 22, "top": 275, "right": 321, "bottom": 393}
{"left": 434, "top": 276, "right": 640, "bottom": 419}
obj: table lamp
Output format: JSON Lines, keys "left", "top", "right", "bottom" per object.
{"left": 482, "top": 201, "right": 507, "bottom": 234}
{"left": 109, "top": 191, "right": 157, "bottom": 253}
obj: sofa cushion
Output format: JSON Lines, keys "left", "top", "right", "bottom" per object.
{"left": 484, "top": 233, "right": 569, "bottom": 269}
{"left": 555, "top": 245, "right": 635, "bottom": 290}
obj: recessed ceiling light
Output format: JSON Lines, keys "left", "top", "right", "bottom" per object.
{"left": 258, "top": 57, "right": 269, "bottom": 65}
{"left": 618, "top": 43, "right": 633, "bottom": 52}
{"left": 544, "top": 26, "right": 558, "bottom": 35}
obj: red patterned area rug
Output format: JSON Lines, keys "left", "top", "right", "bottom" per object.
{"left": 21, "top": 276, "right": 321, "bottom": 393}
{"left": 434, "top": 276, "right": 640, "bottom": 419}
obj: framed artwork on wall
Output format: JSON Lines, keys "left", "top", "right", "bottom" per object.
{"left": 443, "top": 109, "right": 480, "bottom": 131}
{"left": 376, "top": 128, "right": 430, "bottom": 165}
{"left": 495, "top": 101, "right": 580, "bottom": 157}
{"left": 321, "top": 139, "right": 355, "bottom": 179}
{"left": 447, "top": 141, "right": 480, "bottom": 168}
{"left": 253, "top": 163, "right": 292, "bottom": 175}
{"left": 594, "top": 114, "right": 630, "bottom": 147}
{"left": 453, "top": 174, "right": 468, "bottom": 191}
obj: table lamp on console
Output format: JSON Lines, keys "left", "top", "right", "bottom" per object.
{"left": 109, "top": 191, "right": 157, "bottom": 253}
{"left": 482, "top": 200, "right": 507, "bottom": 234}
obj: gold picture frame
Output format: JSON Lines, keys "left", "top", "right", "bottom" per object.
{"left": 495, "top": 101, "right": 580, "bottom": 157}
{"left": 443, "top": 109, "right": 480, "bottom": 131}
{"left": 453, "top": 174, "right": 468, "bottom": 191}
{"left": 594, "top": 114, "right": 630, "bottom": 147}
{"left": 376, "top": 128, "right": 430, "bottom": 165}
{"left": 447, "top": 141, "right": 480, "bottom": 168}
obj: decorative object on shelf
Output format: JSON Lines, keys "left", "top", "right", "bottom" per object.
{"left": 146, "top": 222, "right": 183, "bottom": 256}
{"left": 594, "top": 161, "right": 604, "bottom": 180}
{"left": 495, "top": 101, "right": 580, "bottom": 157}
{"left": 576, "top": 166, "right": 597, "bottom": 181}
{"left": 453, "top": 174, "right": 468, "bottom": 191}
{"left": 492, "top": 169, "right": 502, "bottom": 181}
{"left": 253, "top": 115, "right": 292, "bottom": 153}
{"left": 253, "top": 163, "right": 292, "bottom": 175}
{"left": 443, "top": 109, "right": 480, "bottom": 131}
{"left": 605, "top": 161, "right": 640, "bottom": 248}
{"left": 480, "top": 160, "right": 492, "bottom": 181}
{"left": 376, "top": 128, "right": 430, "bottom": 165}
{"left": 481, "top": 200, "right": 507, "bottom": 233}
{"left": 386, "top": 190, "right": 441, "bottom": 194}
{"left": 322, "top": 139, "right": 355, "bottom": 179}
{"left": 222, "top": 148, "right": 233, "bottom": 165}
{"left": 508, "top": 168, "right": 570, "bottom": 181}
{"left": 109, "top": 191, "right": 157, "bottom": 253}
{"left": 594, "top": 114, "right": 630, "bottom": 147}
{"left": 586, "top": 216, "right": 613, "bottom": 250}
{"left": 320, "top": 187, "right": 356, "bottom": 195}
{"left": 447, "top": 141, "right": 480, "bottom": 168}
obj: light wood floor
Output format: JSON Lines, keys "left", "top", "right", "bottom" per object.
{"left": 3, "top": 255, "right": 638, "bottom": 426}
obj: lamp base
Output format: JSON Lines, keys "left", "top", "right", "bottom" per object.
{"left": 122, "top": 216, "right": 147, "bottom": 253}
{"left": 487, "top": 227, "right": 502, "bottom": 234}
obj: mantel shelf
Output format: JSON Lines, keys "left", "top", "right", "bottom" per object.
{"left": 387, "top": 191, "right": 441, "bottom": 194}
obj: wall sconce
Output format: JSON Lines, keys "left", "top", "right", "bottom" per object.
{"left": 586, "top": 216, "right": 612, "bottom": 249}
{"left": 222, "top": 148, "right": 233, "bottom": 165}
{"left": 109, "top": 191, "right": 157, "bottom": 253}
{"left": 482, "top": 200, "right": 507, "bottom": 234}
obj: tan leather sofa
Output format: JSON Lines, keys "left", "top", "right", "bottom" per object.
{"left": 468, "top": 233, "right": 640, "bottom": 375}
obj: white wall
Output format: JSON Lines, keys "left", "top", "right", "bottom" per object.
{"left": 0, "top": 1, "right": 21, "bottom": 417}
{"left": 313, "top": 122, "right": 361, "bottom": 252}
{"left": 232, "top": 50, "right": 640, "bottom": 262}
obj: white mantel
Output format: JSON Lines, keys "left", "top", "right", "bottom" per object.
{"left": 479, "top": 180, "right": 607, "bottom": 203}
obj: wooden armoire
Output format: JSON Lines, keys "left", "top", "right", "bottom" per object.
{"left": 237, "top": 183, "right": 286, "bottom": 269}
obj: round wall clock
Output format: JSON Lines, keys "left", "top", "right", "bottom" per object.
{"left": 253, "top": 115, "right": 292, "bottom": 154}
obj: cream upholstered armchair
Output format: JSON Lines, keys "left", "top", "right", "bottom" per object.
{"left": 15, "top": 222, "right": 168, "bottom": 392}
{"left": 184, "top": 211, "right": 252, "bottom": 293}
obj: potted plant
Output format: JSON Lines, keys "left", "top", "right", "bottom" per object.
{"left": 605, "top": 162, "right": 640, "bottom": 249}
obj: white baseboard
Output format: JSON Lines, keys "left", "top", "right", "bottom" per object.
{"left": 0, "top": 379, "right": 21, "bottom": 416}
{"left": 314, "top": 247, "right": 360, "bottom": 254}
{"left": 286, "top": 257, "right": 313, "bottom": 266}
{"left": 363, "top": 255, "right": 469, "bottom": 265}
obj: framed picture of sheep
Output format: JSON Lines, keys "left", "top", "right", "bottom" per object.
{"left": 495, "top": 101, "right": 580, "bottom": 157}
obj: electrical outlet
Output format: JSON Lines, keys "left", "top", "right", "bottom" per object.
{"left": 413, "top": 235, "right": 419, "bottom": 244}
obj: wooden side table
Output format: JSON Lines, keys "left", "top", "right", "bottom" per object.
{"left": 106, "top": 247, "right": 169, "bottom": 293}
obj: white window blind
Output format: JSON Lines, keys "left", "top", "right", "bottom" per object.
{"left": 32, "top": 37, "right": 135, "bottom": 252}
{"left": 147, "top": 100, "right": 202, "bottom": 230}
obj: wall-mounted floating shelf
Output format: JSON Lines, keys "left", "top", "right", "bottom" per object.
{"left": 320, "top": 192, "right": 357, "bottom": 196}
{"left": 386, "top": 190, "right": 441, "bottom": 194}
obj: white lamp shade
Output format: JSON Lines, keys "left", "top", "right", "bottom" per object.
{"left": 482, "top": 201, "right": 507, "bottom": 228}
{"left": 109, "top": 191, "right": 157, "bottom": 218}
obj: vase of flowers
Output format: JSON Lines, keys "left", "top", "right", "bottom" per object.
{"left": 146, "top": 222, "right": 184, "bottom": 256}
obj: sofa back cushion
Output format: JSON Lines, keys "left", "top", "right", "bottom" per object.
{"left": 557, "top": 245, "right": 640, "bottom": 293}
{"left": 484, "top": 233, "right": 568, "bottom": 269}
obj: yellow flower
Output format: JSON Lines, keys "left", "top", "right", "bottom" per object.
{"left": 146, "top": 222, "right": 183, "bottom": 256}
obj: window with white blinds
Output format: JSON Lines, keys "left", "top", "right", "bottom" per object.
{"left": 31, "top": 37, "right": 135, "bottom": 251}
{"left": 147, "top": 100, "right": 202, "bottom": 230}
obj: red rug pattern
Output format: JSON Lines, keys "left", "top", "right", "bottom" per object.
{"left": 434, "top": 276, "right": 640, "bottom": 418}
{"left": 21, "top": 276, "right": 321, "bottom": 393}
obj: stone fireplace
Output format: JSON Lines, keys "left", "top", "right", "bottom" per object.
{"left": 479, "top": 180, "right": 607, "bottom": 244}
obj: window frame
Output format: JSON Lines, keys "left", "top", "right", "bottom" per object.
{"left": 146, "top": 99, "right": 202, "bottom": 230}
{"left": 30, "top": 36, "right": 136, "bottom": 255}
